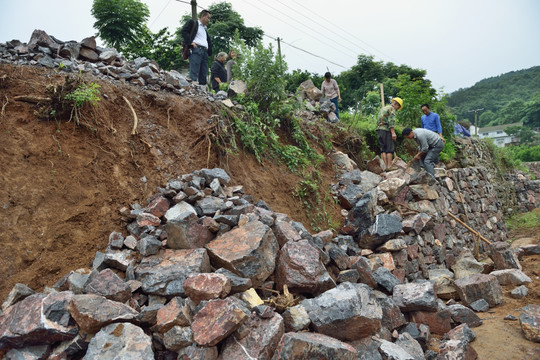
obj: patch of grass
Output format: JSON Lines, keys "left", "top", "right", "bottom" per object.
{"left": 506, "top": 208, "right": 540, "bottom": 232}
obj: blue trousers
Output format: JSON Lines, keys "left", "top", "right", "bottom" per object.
{"left": 189, "top": 47, "right": 208, "bottom": 85}
{"left": 330, "top": 97, "right": 340, "bottom": 119}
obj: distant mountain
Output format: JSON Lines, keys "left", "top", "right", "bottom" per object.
{"left": 447, "top": 66, "right": 540, "bottom": 127}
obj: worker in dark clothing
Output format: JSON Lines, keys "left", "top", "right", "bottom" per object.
{"left": 181, "top": 10, "right": 212, "bottom": 85}
{"left": 211, "top": 52, "right": 228, "bottom": 92}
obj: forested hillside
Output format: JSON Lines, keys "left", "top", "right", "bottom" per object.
{"left": 448, "top": 66, "right": 540, "bottom": 128}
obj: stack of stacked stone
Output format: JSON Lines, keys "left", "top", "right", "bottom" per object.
{"left": 507, "top": 172, "right": 540, "bottom": 212}
{"left": 2, "top": 166, "right": 538, "bottom": 359}
{"left": 0, "top": 30, "right": 248, "bottom": 101}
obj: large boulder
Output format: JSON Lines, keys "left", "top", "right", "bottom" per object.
{"left": 272, "top": 332, "right": 358, "bottom": 360}
{"left": 301, "top": 282, "right": 383, "bottom": 341}
{"left": 0, "top": 292, "right": 77, "bottom": 349}
{"left": 82, "top": 322, "right": 153, "bottom": 359}
{"left": 454, "top": 274, "right": 503, "bottom": 307}
{"left": 134, "top": 248, "right": 211, "bottom": 296}
{"left": 205, "top": 220, "right": 278, "bottom": 286}
{"left": 275, "top": 239, "right": 334, "bottom": 295}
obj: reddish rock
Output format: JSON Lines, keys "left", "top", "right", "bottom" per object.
{"left": 408, "top": 243, "right": 420, "bottom": 260}
{"left": 80, "top": 36, "right": 97, "bottom": 49}
{"left": 272, "top": 220, "right": 301, "bottom": 247}
{"left": 411, "top": 309, "right": 452, "bottom": 335}
{"left": 137, "top": 212, "right": 161, "bottom": 227}
{"left": 184, "top": 273, "right": 231, "bottom": 303}
{"left": 202, "top": 216, "right": 220, "bottom": 233}
{"left": 275, "top": 239, "right": 334, "bottom": 295}
{"left": 272, "top": 332, "right": 358, "bottom": 360}
{"left": 85, "top": 268, "right": 131, "bottom": 303}
{"left": 79, "top": 47, "right": 99, "bottom": 62}
{"left": 68, "top": 294, "right": 138, "bottom": 334}
{"left": 438, "top": 339, "right": 478, "bottom": 360}
{"left": 167, "top": 212, "right": 214, "bottom": 249}
{"left": 191, "top": 298, "right": 248, "bottom": 346}
{"left": 145, "top": 195, "right": 170, "bottom": 218}
{"left": 402, "top": 213, "right": 432, "bottom": 234}
{"left": 0, "top": 293, "right": 77, "bottom": 349}
{"left": 454, "top": 274, "right": 502, "bottom": 307}
{"left": 370, "top": 252, "right": 396, "bottom": 271}
{"left": 351, "top": 256, "right": 377, "bottom": 288}
{"left": 28, "top": 29, "right": 59, "bottom": 50}
{"left": 205, "top": 221, "right": 278, "bottom": 286}
{"left": 220, "top": 312, "right": 284, "bottom": 360}
{"left": 152, "top": 297, "right": 192, "bottom": 333}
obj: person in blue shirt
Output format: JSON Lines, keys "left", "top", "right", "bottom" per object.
{"left": 421, "top": 104, "right": 445, "bottom": 143}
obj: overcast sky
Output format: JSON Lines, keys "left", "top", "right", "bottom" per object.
{"left": 1, "top": 0, "right": 539, "bottom": 94}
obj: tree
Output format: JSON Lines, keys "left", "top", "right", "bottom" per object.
{"left": 505, "top": 125, "right": 537, "bottom": 144}
{"left": 92, "top": 0, "right": 149, "bottom": 49}
{"left": 282, "top": 69, "right": 323, "bottom": 94}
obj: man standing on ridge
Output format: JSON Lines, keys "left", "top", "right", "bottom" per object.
{"left": 321, "top": 72, "right": 341, "bottom": 120}
{"left": 421, "top": 103, "right": 445, "bottom": 143}
{"left": 377, "top": 97, "right": 403, "bottom": 170}
{"left": 402, "top": 127, "right": 444, "bottom": 178}
{"left": 181, "top": 10, "right": 212, "bottom": 86}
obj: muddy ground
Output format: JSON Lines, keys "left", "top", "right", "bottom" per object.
{"left": 0, "top": 63, "right": 539, "bottom": 358}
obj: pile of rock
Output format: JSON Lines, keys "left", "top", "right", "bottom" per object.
{"left": 296, "top": 79, "right": 339, "bottom": 123}
{"left": 0, "top": 30, "right": 247, "bottom": 103}
{"left": 507, "top": 172, "right": 540, "bottom": 212}
{"left": 1, "top": 165, "right": 539, "bottom": 359}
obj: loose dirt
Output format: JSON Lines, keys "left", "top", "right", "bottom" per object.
{"left": 0, "top": 63, "right": 342, "bottom": 301}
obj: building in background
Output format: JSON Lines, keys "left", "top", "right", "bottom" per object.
{"left": 469, "top": 122, "right": 522, "bottom": 147}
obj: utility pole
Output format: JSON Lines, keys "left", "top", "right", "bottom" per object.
{"left": 379, "top": 83, "right": 385, "bottom": 107}
{"left": 468, "top": 108, "right": 484, "bottom": 136}
{"left": 277, "top": 37, "right": 283, "bottom": 74}
{"left": 191, "top": 0, "right": 197, "bottom": 20}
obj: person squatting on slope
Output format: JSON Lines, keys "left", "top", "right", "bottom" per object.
{"left": 377, "top": 97, "right": 403, "bottom": 170}
{"left": 421, "top": 103, "right": 445, "bottom": 143}
{"left": 402, "top": 127, "right": 444, "bottom": 178}
{"left": 181, "top": 10, "right": 212, "bottom": 85}
{"left": 211, "top": 52, "right": 228, "bottom": 92}
{"left": 320, "top": 72, "right": 341, "bottom": 119}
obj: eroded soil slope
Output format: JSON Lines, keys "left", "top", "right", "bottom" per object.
{"left": 0, "top": 63, "right": 340, "bottom": 300}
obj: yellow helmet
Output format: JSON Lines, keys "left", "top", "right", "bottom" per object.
{"left": 392, "top": 97, "right": 403, "bottom": 109}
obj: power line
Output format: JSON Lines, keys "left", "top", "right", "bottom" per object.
{"left": 289, "top": 0, "right": 398, "bottom": 63}
{"left": 150, "top": 0, "right": 174, "bottom": 28}
{"left": 237, "top": 0, "right": 358, "bottom": 62}
{"left": 251, "top": 0, "right": 360, "bottom": 60}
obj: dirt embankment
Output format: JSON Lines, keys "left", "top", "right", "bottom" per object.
{"left": 0, "top": 63, "right": 341, "bottom": 300}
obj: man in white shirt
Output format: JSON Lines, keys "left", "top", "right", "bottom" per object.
{"left": 181, "top": 10, "right": 212, "bottom": 85}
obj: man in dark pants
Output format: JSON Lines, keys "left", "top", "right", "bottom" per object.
{"left": 211, "top": 52, "right": 228, "bottom": 92}
{"left": 402, "top": 127, "right": 444, "bottom": 178}
{"left": 181, "top": 10, "right": 212, "bottom": 85}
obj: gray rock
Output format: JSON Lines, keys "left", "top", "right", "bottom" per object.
{"left": 85, "top": 268, "right": 131, "bottom": 303}
{"left": 196, "top": 196, "right": 224, "bottom": 216}
{"left": 4, "top": 345, "right": 51, "bottom": 359}
{"left": 447, "top": 304, "right": 482, "bottom": 327}
{"left": 92, "top": 250, "right": 135, "bottom": 272}
{"left": 164, "top": 201, "right": 197, "bottom": 222}
{"left": 359, "top": 214, "right": 403, "bottom": 249}
{"left": 373, "top": 266, "right": 401, "bottom": 293}
{"left": 272, "top": 332, "right": 358, "bottom": 360}
{"left": 138, "top": 235, "right": 162, "bottom": 256}
{"left": 393, "top": 281, "right": 438, "bottom": 312}
{"left": 490, "top": 269, "right": 532, "bottom": 286}
{"left": 374, "top": 292, "right": 407, "bottom": 331}
{"left": 227, "top": 79, "right": 247, "bottom": 97}
{"left": 490, "top": 241, "right": 521, "bottom": 270}
{"left": 338, "top": 183, "right": 364, "bottom": 209}
{"left": 520, "top": 304, "right": 540, "bottom": 342}
{"left": 504, "top": 314, "right": 518, "bottom": 321}
{"left": 341, "top": 191, "right": 377, "bottom": 238}
{"left": 196, "top": 168, "right": 231, "bottom": 185}
{"left": 378, "top": 339, "right": 414, "bottom": 360}
{"left": 359, "top": 171, "right": 383, "bottom": 192}
{"left": 469, "top": 299, "right": 489, "bottom": 312}
{"left": 82, "top": 323, "right": 153, "bottom": 359}
{"left": 163, "top": 325, "right": 193, "bottom": 352}
{"left": 445, "top": 323, "right": 476, "bottom": 345}
{"left": 351, "top": 337, "right": 383, "bottom": 360}
{"left": 301, "top": 282, "right": 382, "bottom": 341}
{"left": 454, "top": 274, "right": 502, "bottom": 307}
{"left": 396, "top": 332, "right": 424, "bottom": 360}
{"left": 1, "top": 283, "right": 35, "bottom": 311}
{"left": 135, "top": 248, "right": 211, "bottom": 296}
{"left": 511, "top": 285, "right": 529, "bottom": 299}
{"left": 215, "top": 267, "right": 252, "bottom": 293}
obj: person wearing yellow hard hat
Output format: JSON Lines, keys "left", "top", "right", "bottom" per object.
{"left": 377, "top": 97, "right": 403, "bottom": 170}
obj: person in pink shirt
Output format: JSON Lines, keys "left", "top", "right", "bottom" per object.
{"left": 321, "top": 72, "right": 341, "bottom": 119}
